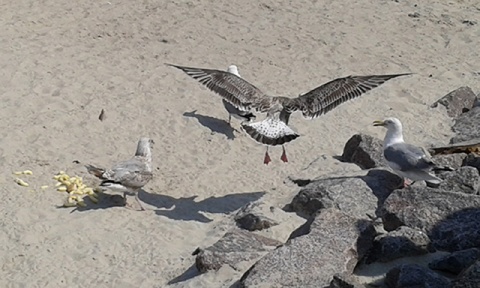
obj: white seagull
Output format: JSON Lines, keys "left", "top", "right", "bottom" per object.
{"left": 86, "top": 137, "right": 154, "bottom": 210}
{"left": 168, "top": 63, "right": 410, "bottom": 164}
{"left": 373, "top": 117, "right": 452, "bottom": 187}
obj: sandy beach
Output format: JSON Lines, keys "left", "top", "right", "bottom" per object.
{"left": 1, "top": 0, "right": 479, "bottom": 287}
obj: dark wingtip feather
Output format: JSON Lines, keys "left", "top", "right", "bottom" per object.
{"left": 100, "top": 180, "right": 122, "bottom": 186}
{"left": 385, "top": 72, "right": 413, "bottom": 78}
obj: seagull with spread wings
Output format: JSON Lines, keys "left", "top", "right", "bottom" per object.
{"left": 168, "top": 63, "right": 410, "bottom": 164}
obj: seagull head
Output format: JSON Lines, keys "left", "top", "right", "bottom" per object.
{"left": 373, "top": 117, "right": 404, "bottom": 145}
{"left": 137, "top": 137, "right": 154, "bottom": 156}
{"left": 227, "top": 65, "right": 240, "bottom": 76}
{"left": 373, "top": 117, "right": 402, "bottom": 130}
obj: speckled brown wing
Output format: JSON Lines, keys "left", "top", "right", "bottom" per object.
{"left": 167, "top": 64, "right": 268, "bottom": 112}
{"left": 285, "top": 73, "right": 411, "bottom": 119}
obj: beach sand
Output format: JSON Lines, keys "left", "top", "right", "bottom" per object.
{"left": 0, "top": 0, "right": 479, "bottom": 287}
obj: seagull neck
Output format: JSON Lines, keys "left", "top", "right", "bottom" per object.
{"left": 384, "top": 128, "right": 404, "bottom": 147}
{"left": 135, "top": 144, "right": 152, "bottom": 160}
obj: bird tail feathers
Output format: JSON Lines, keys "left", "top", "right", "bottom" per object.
{"left": 85, "top": 165, "right": 106, "bottom": 179}
{"left": 241, "top": 118, "right": 299, "bottom": 146}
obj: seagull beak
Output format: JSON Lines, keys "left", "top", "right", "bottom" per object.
{"left": 373, "top": 120, "right": 385, "bottom": 127}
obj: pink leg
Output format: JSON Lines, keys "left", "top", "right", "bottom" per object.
{"left": 280, "top": 146, "right": 288, "bottom": 163}
{"left": 402, "top": 178, "right": 413, "bottom": 188}
{"left": 264, "top": 148, "right": 271, "bottom": 165}
{"left": 124, "top": 191, "right": 146, "bottom": 211}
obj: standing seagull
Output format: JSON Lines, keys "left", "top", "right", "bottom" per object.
{"left": 373, "top": 117, "right": 451, "bottom": 187}
{"left": 222, "top": 65, "right": 256, "bottom": 125}
{"left": 167, "top": 63, "right": 410, "bottom": 164}
{"left": 85, "top": 137, "right": 154, "bottom": 211}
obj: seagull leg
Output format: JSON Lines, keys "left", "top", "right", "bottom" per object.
{"left": 228, "top": 114, "right": 232, "bottom": 125}
{"left": 123, "top": 191, "right": 145, "bottom": 211}
{"left": 123, "top": 191, "right": 133, "bottom": 209}
{"left": 280, "top": 145, "right": 288, "bottom": 163}
{"left": 264, "top": 147, "right": 271, "bottom": 165}
{"left": 135, "top": 192, "right": 146, "bottom": 211}
{"left": 402, "top": 178, "right": 413, "bottom": 188}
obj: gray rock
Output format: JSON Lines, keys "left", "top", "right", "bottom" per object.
{"left": 451, "top": 106, "right": 480, "bottom": 144}
{"left": 385, "top": 264, "right": 451, "bottom": 288}
{"left": 289, "top": 169, "right": 400, "bottom": 219}
{"left": 382, "top": 187, "right": 480, "bottom": 251}
{"left": 341, "top": 133, "right": 387, "bottom": 169}
{"left": 289, "top": 177, "right": 373, "bottom": 219}
{"left": 195, "top": 229, "right": 282, "bottom": 273}
{"left": 430, "top": 208, "right": 480, "bottom": 252}
{"left": 290, "top": 176, "right": 376, "bottom": 219}
{"left": 363, "top": 169, "right": 405, "bottom": 204}
{"left": 239, "top": 208, "right": 376, "bottom": 288}
{"left": 432, "top": 153, "right": 468, "bottom": 170}
{"left": 431, "top": 86, "right": 477, "bottom": 118}
{"left": 463, "top": 154, "right": 480, "bottom": 173}
{"left": 366, "top": 226, "right": 431, "bottom": 263}
{"left": 429, "top": 248, "right": 480, "bottom": 275}
{"left": 452, "top": 260, "right": 480, "bottom": 288}
{"left": 474, "top": 96, "right": 480, "bottom": 108}
{"left": 234, "top": 201, "right": 279, "bottom": 231}
{"left": 437, "top": 166, "right": 480, "bottom": 195}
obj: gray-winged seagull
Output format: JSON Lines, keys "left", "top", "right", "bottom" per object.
{"left": 86, "top": 137, "right": 154, "bottom": 210}
{"left": 373, "top": 117, "right": 452, "bottom": 187}
{"left": 168, "top": 63, "right": 410, "bottom": 164}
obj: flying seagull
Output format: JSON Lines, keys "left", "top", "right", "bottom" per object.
{"left": 167, "top": 63, "right": 410, "bottom": 164}
{"left": 222, "top": 65, "right": 256, "bottom": 125}
{"left": 373, "top": 117, "right": 452, "bottom": 187}
{"left": 85, "top": 137, "right": 154, "bottom": 211}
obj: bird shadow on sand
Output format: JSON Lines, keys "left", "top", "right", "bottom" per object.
{"left": 56, "top": 192, "right": 129, "bottom": 213}
{"left": 183, "top": 110, "right": 237, "bottom": 140}
{"left": 139, "top": 190, "right": 266, "bottom": 223}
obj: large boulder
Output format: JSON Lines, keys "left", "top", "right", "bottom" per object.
{"left": 451, "top": 106, "right": 480, "bottom": 144}
{"left": 431, "top": 86, "right": 477, "bottom": 118}
{"left": 429, "top": 248, "right": 480, "bottom": 275}
{"left": 432, "top": 153, "right": 468, "bottom": 170}
{"left": 341, "top": 133, "right": 387, "bottom": 169}
{"left": 385, "top": 264, "right": 451, "bottom": 288}
{"left": 194, "top": 229, "right": 282, "bottom": 273}
{"left": 381, "top": 187, "right": 480, "bottom": 251}
{"left": 430, "top": 208, "right": 480, "bottom": 252}
{"left": 366, "top": 226, "right": 431, "bottom": 263}
{"left": 437, "top": 166, "right": 480, "bottom": 195}
{"left": 239, "top": 208, "right": 376, "bottom": 287}
{"left": 463, "top": 154, "right": 480, "bottom": 173}
{"left": 452, "top": 260, "right": 480, "bottom": 288}
{"left": 289, "top": 169, "right": 400, "bottom": 219}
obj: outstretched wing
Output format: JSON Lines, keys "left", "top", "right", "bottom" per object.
{"left": 167, "top": 64, "right": 268, "bottom": 111}
{"left": 285, "top": 73, "right": 411, "bottom": 119}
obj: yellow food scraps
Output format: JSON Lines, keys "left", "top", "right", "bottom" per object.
{"left": 14, "top": 178, "right": 29, "bottom": 187}
{"left": 13, "top": 170, "right": 33, "bottom": 175}
{"left": 53, "top": 171, "right": 99, "bottom": 208}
